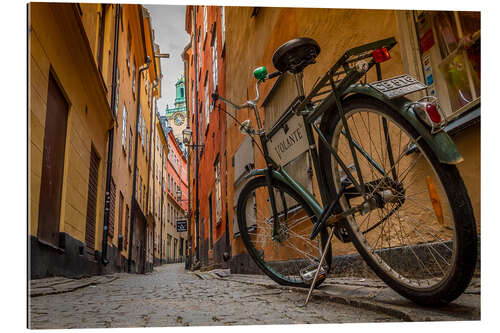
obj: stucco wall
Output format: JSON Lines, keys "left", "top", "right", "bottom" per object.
{"left": 225, "top": 7, "right": 404, "bottom": 258}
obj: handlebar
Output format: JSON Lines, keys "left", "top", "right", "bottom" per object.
{"left": 211, "top": 71, "right": 281, "bottom": 111}
{"left": 211, "top": 70, "right": 281, "bottom": 131}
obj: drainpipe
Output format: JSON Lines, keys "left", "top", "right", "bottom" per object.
{"left": 181, "top": 42, "right": 192, "bottom": 269}
{"left": 101, "top": 3, "right": 121, "bottom": 265}
{"left": 127, "top": 56, "right": 151, "bottom": 273}
{"left": 193, "top": 6, "right": 200, "bottom": 263}
{"left": 151, "top": 85, "right": 158, "bottom": 267}
{"left": 159, "top": 147, "right": 164, "bottom": 264}
{"left": 145, "top": 80, "right": 158, "bottom": 268}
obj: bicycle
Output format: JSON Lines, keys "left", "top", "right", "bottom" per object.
{"left": 212, "top": 37, "right": 477, "bottom": 306}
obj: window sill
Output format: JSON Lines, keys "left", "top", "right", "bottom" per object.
{"left": 37, "top": 238, "right": 65, "bottom": 254}
{"left": 444, "top": 103, "right": 480, "bottom": 137}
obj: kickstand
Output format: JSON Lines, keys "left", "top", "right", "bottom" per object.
{"left": 300, "top": 225, "right": 336, "bottom": 307}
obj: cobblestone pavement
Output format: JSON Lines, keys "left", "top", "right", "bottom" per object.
{"left": 29, "top": 263, "right": 402, "bottom": 328}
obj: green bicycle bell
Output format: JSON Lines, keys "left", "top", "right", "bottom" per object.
{"left": 253, "top": 66, "right": 268, "bottom": 81}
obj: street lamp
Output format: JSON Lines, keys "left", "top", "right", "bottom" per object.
{"left": 183, "top": 127, "right": 204, "bottom": 149}
{"left": 182, "top": 127, "right": 192, "bottom": 146}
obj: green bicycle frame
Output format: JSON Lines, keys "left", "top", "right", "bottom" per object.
{"left": 243, "top": 37, "right": 463, "bottom": 237}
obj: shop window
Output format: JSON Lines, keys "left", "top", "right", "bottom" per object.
{"left": 414, "top": 11, "right": 480, "bottom": 116}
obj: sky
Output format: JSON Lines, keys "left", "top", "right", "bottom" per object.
{"left": 145, "top": 4, "right": 190, "bottom": 116}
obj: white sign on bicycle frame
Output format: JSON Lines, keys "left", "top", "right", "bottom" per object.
{"left": 268, "top": 115, "right": 309, "bottom": 166}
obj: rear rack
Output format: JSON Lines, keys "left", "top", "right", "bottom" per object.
{"left": 266, "top": 37, "right": 397, "bottom": 140}
{"left": 302, "top": 37, "right": 397, "bottom": 112}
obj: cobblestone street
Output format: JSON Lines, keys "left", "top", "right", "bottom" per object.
{"left": 29, "top": 263, "right": 403, "bottom": 328}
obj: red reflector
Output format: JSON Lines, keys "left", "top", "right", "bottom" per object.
{"left": 425, "top": 104, "right": 441, "bottom": 123}
{"left": 372, "top": 47, "right": 391, "bottom": 63}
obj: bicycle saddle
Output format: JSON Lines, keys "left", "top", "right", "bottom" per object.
{"left": 272, "top": 37, "right": 320, "bottom": 74}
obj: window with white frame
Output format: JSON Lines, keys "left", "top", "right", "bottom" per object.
{"left": 221, "top": 7, "right": 225, "bottom": 48}
{"left": 122, "top": 104, "right": 127, "bottom": 148}
{"left": 132, "top": 62, "right": 136, "bottom": 97}
{"left": 128, "top": 128, "right": 133, "bottom": 167}
{"left": 126, "top": 27, "right": 131, "bottom": 71}
{"left": 212, "top": 35, "right": 218, "bottom": 90}
{"left": 203, "top": 6, "right": 207, "bottom": 41}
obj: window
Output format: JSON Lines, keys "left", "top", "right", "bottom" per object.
{"left": 132, "top": 61, "right": 136, "bottom": 97}
{"left": 114, "top": 69, "right": 120, "bottom": 115}
{"left": 128, "top": 128, "right": 133, "bottom": 168}
{"left": 141, "top": 114, "right": 145, "bottom": 149}
{"left": 221, "top": 7, "right": 226, "bottom": 48}
{"left": 139, "top": 176, "right": 142, "bottom": 202}
{"left": 205, "top": 83, "right": 210, "bottom": 128}
{"left": 97, "top": 4, "right": 108, "bottom": 71}
{"left": 124, "top": 204, "right": 129, "bottom": 249}
{"left": 214, "top": 156, "right": 222, "bottom": 224}
{"left": 414, "top": 11, "right": 480, "bottom": 115}
{"left": 146, "top": 129, "right": 149, "bottom": 158}
{"left": 203, "top": 6, "right": 207, "bottom": 41}
{"left": 208, "top": 193, "right": 213, "bottom": 249}
{"left": 118, "top": 191, "right": 124, "bottom": 238}
{"left": 126, "top": 26, "right": 131, "bottom": 72}
{"left": 212, "top": 35, "right": 218, "bottom": 90}
{"left": 122, "top": 104, "right": 127, "bottom": 148}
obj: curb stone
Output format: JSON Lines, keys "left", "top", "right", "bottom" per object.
{"left": 202, "top": 271, "right": 479, "bottom": 322}
{"left": 30, "top": 275, "right": 120, "bottom": 297}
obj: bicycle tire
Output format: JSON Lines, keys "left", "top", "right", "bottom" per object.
{"left": 237, "top": 176, "right": 331, "bottom": 288}
{"left": 318, "top": 94, "right": 477, "bottom": 306}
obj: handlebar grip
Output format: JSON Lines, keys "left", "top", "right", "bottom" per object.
{"left": 211, "top": 92, "right": 219, "bottom": 101}
{"left": 267, "top": 71, "right": 281, "bottom": 79}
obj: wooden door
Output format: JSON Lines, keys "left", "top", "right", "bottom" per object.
{"left": 37, "top": 73, "right": 68, "bottom": 246}
{"left": 85, "top": 146, "right": 100, "bottom": 259}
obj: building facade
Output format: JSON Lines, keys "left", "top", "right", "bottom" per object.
{"left": 220, "top": 7, "right": 480, "bottom": 273}
{"left": 160, "top": 118, "right": 189, "bottom": 263}
{"left": 185, "top": 5, "right": 229, "bottom": 269}
{"left": 29, "top": 3, "right": 165, "bottom": 278}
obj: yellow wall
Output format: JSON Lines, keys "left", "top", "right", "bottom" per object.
{"left": 225, "top": 7, "right": 480, "bottom": 259}
{"left": 225, "top": 7, "right": 403, "bottom": 257}
{"left": 29, "top": 3, "right": 112, "bottom": 250}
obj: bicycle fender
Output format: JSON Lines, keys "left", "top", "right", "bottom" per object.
{"left": 244, "top": 168, "right": 323, "bottom": 217}
{"left": 342, "top": 84, "right": 463, "bottom": 165}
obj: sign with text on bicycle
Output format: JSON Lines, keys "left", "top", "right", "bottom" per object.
{"left": 268, "top": 115, "right": 309, "bottom": 166}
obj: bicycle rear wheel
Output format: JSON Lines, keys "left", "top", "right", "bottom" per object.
{"left": 237, "top": 176, "right": 331, "bottom": 288}
{"left": 319, "top": 95, "right": 477, "bottom": 306}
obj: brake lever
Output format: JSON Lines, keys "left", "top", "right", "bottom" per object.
{"left": 267, "top": 71, "right": 282, "bottom": 80}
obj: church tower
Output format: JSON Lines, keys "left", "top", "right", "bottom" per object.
{"left": 165, "top": 75, "right": 187, "bottom": 141}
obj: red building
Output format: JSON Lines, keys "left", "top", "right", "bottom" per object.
{"left": 158, "top": 116, "right": 189, "bottom": 263}
{"left": 184, "top": 5, "right": 228, "bottom": 269}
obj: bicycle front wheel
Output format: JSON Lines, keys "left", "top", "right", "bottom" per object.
{"left": 319, "top": 95, "right": 477, "bottom": 306}
{"left": 237, "top": 177, "right": 331, "bottom": 288}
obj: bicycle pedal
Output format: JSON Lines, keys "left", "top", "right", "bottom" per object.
{"left": 300, "top": 264, "right": 327, "bottom": 285}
